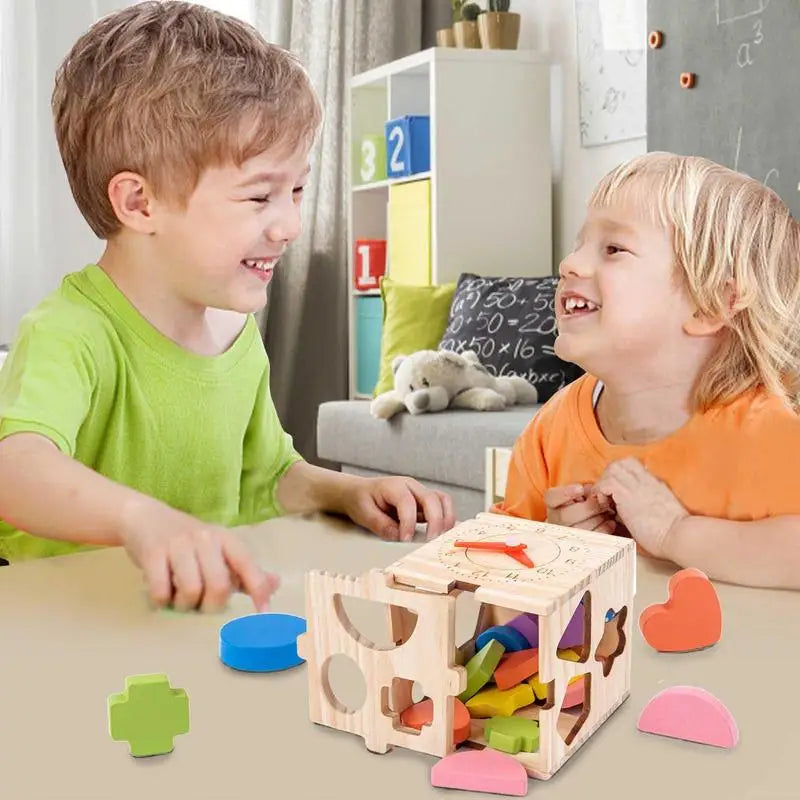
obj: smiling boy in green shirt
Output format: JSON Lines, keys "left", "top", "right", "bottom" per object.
{"left": 0, "top": 2, "right": 454, "bottom": 611}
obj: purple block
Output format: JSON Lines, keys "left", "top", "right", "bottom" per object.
{"left": 558, "top": 602, "right": 585, "bottom": 650}
{"left": 507, "top": 613, "right": 539, "bottom": 649}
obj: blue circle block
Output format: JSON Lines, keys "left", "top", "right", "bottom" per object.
{"left": 219, "top": 613, "right": 307, "bottom": 673}
{"left": 475, "top": 624, "right": 529, "bottom": 653}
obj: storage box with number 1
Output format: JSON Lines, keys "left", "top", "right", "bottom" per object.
{"left": 353, "top": 239, "right": 387, "bottom": 291}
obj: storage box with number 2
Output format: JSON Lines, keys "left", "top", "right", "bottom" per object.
{"left": 384, "top": 115, "right": 430, "bottom": 178}
{"left": 353, "top": 239, "right": 387, "bottom": 291}
{"left": 297, "top": 513, "right": 636, "bottom": 782}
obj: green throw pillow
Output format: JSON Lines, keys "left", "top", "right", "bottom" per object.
{"left": 373, "top": 277, "right": 456, "bottom": 396}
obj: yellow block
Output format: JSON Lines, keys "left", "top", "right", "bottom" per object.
{"left": 528, "top": 672, "right": 580, "bottom": 701}
{"left": 388, "top": 179, "right": 431, "bottom": 286}
{"left": 529, "top": 674, "right": 548, "bottom": 701}
{"left": 557, "top": 648, "right": 581, "bottom": 662}
{"left": 465, "top": 683, "right": 534, "bottom": 718}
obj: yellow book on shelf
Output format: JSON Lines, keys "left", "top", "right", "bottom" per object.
{"left": 388, "top": 179, "right": 431, "bottom": 286}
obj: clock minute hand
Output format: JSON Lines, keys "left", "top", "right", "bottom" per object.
{"left": 454, "top": 540, "right": 516, "bottom": 551}
{"left": 453, "top": 540, "right": 536, "bottom": 568}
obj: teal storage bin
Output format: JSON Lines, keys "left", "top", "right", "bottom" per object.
{"left": 355, "top": 296, "right": 383, "bottom": 396}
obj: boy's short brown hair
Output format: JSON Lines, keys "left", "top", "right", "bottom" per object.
{"left": 52, "top": 1, "right": 322, "bottom": 238}
{"left": 590, "top": 152, "right": 800, "bottom": 411}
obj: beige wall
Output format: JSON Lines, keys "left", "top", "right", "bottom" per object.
{"left": 515, "top": 0, "right": 646, "bottom": 266}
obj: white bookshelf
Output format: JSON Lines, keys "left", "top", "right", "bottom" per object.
{"left": 347, "top": 47, "right": 553, "bottom": 400}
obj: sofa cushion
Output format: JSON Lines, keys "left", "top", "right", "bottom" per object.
{"left": 317, "top": 400, "right": 538, "bottom": 491}
{"left": 438, "top": 273, "right": 584, "bottom": 403}
{"left": 374, "top": 277, "right": 456, "bottom": 396}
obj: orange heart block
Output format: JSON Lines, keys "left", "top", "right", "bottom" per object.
{"left": 639, "top": 568, "right": 722, "bottom": 652}
{"left": 400, "top": 697, "right": 472, "bottom": 744}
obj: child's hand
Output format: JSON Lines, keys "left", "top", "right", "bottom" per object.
{"left": 545, "top": 483, "right": 617, "bottom": 533}
{"left": 342, "top": 476, "right": 456, "bottom": 542}
{"left": 593, "top": 458, "right": 689, "bottom": 558}
{"left": 119, "top": 498, "right": 279, "bottom": 613}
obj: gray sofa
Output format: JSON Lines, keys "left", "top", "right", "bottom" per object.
{"left": 316, "top": 400, "right": 541, "bottom": 520}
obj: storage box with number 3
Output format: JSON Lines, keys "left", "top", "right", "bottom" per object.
{"left": 359, "top": 134, "right": 386, "bottom": 184}
{"left": 353, "top": 239, "right": 387, "bottom": 291}
{"left": 384, "top": 115, "right": 430, "bottom": 178}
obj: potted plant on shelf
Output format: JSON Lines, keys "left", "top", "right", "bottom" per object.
{"left": 452, "top": 0, "right": 481, "bottom": 48}
{"left": 477, "top": 0, "right": 521, "bottom": 49}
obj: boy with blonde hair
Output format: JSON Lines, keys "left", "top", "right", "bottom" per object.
{"left": 0, "top": 2, "right": 454, "bottom": 611}
{"left": 496, "top": 152, "right": 800, "bottom": 589}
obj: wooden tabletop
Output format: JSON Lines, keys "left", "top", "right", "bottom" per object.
{"left": 2, "top": 513, "right": 797, "bottom": 799}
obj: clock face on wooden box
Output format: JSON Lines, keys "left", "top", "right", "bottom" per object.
{"left": 387, "top": 515, "right": 635, "bottom": 612}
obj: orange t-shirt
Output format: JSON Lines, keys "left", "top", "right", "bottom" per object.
{"left": 495, "top": 374, "right": 800, "bottom": 523}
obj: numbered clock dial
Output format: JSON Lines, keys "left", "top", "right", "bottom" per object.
{"left": 434, "top": 519, "right": 602, "bottom": 585}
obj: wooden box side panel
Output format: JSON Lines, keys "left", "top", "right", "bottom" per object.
{"left": 521, "top": 546, "right": 635, "bottom": 779}
{"left": 296, "top": 569, "right": 465, "bottom": 758}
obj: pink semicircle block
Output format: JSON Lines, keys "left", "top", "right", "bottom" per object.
{"left": 431, "top": 748, "right": 529, "bottom": 796}
{"left": 637, "top": 686, "right": 738, "bottom": 749}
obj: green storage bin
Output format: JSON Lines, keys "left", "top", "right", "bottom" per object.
{"left": 355, "top": 296, "right": 383, "bottom": 396}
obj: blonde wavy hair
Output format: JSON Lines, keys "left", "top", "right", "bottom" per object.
{"left": 52, "top": 1, "right": 322, "bottom": 238}
{"left": 589, "top": 152, "right": 800, "bottom": 412}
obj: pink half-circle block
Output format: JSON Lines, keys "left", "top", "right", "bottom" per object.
{"left": 637, "top": 686, "right": 739, "bottom": 749}
{"left": 431, "top": 749, "right": 529, "bottom": 796}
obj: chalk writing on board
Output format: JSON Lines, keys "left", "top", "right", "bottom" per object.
{"left": 734, "top": 126, "right": 743, "bottom": 170}
{"left": 736, "top": 16, "right": 765, "bottom": 67}
{"left": 716, "top": 0, "right": 771, "bottom": 26}
{"left": 731, "top": 126, "right": 778, "bottom": 189}
{"left": 764, "top": 168, "right": 779, "bottom": 188}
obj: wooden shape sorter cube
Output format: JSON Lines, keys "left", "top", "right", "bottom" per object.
{"left": 296, "top": 513, "right": 636, "bottom": 781}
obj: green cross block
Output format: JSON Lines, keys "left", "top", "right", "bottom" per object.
{"left": 108, "top": 674, "right": 190, "bottom": 757}
{"left": 484, "top": 716, "right": 540, "bottom": 754}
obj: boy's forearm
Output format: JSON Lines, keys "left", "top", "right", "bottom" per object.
{"left": 276, "top": 460, "right": 362, "bottom": 516}
{"left": 0, "top": 432, "right": 158, "bottom": 547}
{"left": 665, "top": 514, "right": 800, "bottom": 589}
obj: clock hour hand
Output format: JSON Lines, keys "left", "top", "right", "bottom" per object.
{"left": 507, "top": 549, "right": 535, "bottom": 568}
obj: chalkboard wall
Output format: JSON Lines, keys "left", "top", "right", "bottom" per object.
{"left": 647, "top": 0, "right": 799, "bottom": 219}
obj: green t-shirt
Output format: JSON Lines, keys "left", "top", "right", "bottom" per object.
{"left": 0, "top": 264, "right": 302, "bottom": 561}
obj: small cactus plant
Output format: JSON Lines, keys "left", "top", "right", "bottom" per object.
{"left": 489, "top": 0, "right": 511, "bottom": 11}
{"left": 461, "top": 2, "right": 481, "bottom": 21}
{"left": 451, "top": 0, "right": 464, "bottom": 23}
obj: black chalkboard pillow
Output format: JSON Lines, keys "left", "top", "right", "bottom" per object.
{"left": 438, "top": 273, "right": 584, "bottom": 403}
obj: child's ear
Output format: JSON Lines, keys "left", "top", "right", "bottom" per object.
{"left": 683, "top": 282, "right": 737, "bottom": 337}
{"left": 107, "top": 171, "right": 157, "bottom": 234}
{"left": 683, "top": 310, "right": 726, "bottom": 337}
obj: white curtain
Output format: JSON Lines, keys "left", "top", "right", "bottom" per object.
{"left": 254, "top": 0, "right": 422, "bottom": 461}
{"left": 0, "top": 0, "right": 134, "bottom": 345}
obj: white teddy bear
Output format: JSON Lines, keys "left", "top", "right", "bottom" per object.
{"left": 370, "top": 349, "right": 538, "bottom": 420}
